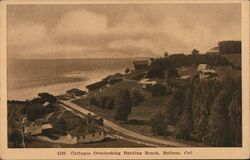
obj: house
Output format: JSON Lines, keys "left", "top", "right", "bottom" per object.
{"left": 149, "top": 83, "right": 168, "bottom": 97}
{"left": 197, "top": 64, "right": 208, "bottom": 72}
{"left": 86, "top": 80, "right": 108, "bottom": 92}
{"left": 206, "top": 46, "right": 219, "bottom": 55}
{"left": 66, "top": 125, "right": 105, "bottom": 144}
{"left": 133, "top": 60, "right": 149, "bottom": 71}
{"left": 42, "top": 101, "right": 50, "bottom": 107}
{"left": 24, "top": 118, "right": 52, "bottom": 136}
{"left": 199, "top": 69, "right": 217, "bottom": 80}
{"left": 197, "top": 64, "right": 217, "bottom": 79}
{"left": 138, "top": 78, "right": 157, "bottom": 89}
{"left": 66, "top": 88, "right": 87, "bottom": 97}
{"left": 48, "top": 110, "right": 86, "bottom": 133}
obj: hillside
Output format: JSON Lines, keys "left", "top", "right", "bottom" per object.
{"left": 221, "top": 53, "right": 241, "bottom": 68}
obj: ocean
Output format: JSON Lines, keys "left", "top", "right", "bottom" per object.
{"left": 7, "top": 58, "right": 135, "bottom": 100}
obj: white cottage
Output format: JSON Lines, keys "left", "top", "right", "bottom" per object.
{"left": 67, "top": 125, "right": 105, "bottom": 144}
{"left": 24, "top": 118, "right": 52, "bottom": 136}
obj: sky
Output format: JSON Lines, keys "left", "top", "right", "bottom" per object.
{"left": 7, "top": 3, "right": 241, "bottom": 59}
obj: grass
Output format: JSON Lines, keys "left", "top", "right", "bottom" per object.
{"left": 26, "top": 137, "right": 146, "bottom": 148}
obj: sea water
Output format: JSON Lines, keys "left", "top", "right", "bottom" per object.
{"left": 7, "top": 58, "right": 134, "bottom": 100}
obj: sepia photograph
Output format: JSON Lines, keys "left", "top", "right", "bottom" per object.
{"left": 0, "top": 0, "right": 249, "bottom": 159}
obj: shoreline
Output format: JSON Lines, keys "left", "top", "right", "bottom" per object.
{"left": 8, "top": 69, "right": 124, "bottom": 101}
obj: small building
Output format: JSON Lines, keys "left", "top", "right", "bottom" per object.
{"left": 149, "top": 83, "right": 168, "bottom": 97}
{"left": 42, "top": 101, "right": 50, "bottom": 108}
{"left": 66, "top": 88, "right": 87, "bottom": 97}
{"left": 67, "top": 125, "right": 105, "bottom": 144}
{"left": 24, "top": 118, "right": 52, "bottom": 136}
{"left": 138, "top": 79, "right": 157, "bottom": 89}
{"left": 133, "top": 60, "right": 149, "bottom": 71}
{"left": 199, "top": 69, "right": 217, "bottom": 80}
{"left": 197, "top": 64, "right": 208, "bottom": 72}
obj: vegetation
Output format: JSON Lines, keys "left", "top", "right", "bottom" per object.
{"left": 218, "top": 41, "right": 241, "bottom": 54}
{"left": 151, "top": 76, "right": 241, "bottom": 147}
{"left": 148, "top": 54, "right": 231, "bottom": 78}
{"left": 114, "top": 89, "right": 132, "bottom": 124}
{"left": 151, "top": 113, "right": 169, "bottom": 136}
{"left": 191, "top": 49, "right": 199, "bottom": 55}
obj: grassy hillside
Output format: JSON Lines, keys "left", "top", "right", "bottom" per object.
{"left": 221, "top": 53, "right": 241, "bottom": 67}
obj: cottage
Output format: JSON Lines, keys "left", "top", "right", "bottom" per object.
{"left": 66, "top": 88, "right": 87, "bottom": 97}
{"left": 197, "top": 64, "right": 208, "bottom": 72}
{"left": 138, "top": 79, "right": 157, "bottom": 89}
{"left": 133, "top": 60, "right": 149, "bottom": 71}
{"left": 199, "top": 69, "right": 217, "bottom": 80}
{"left": 42, "top": 101, "right": 50, "bottom": 107}
{"left": 67, "top": 125, "right": 105, "bottom": 144}
{"left": 24, "top": 118, "right": 52, "bottom": 136}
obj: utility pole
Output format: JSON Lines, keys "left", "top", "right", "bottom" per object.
{"left": 21, "top": 117, "right": 26, "bottom": 148}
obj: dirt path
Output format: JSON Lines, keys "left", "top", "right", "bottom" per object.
{"left": 60, "top": 100, "right": 192, "bottom": 147}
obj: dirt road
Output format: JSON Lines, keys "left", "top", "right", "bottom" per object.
{"left": 60, "top": 100, "right": 192, "bottom": 147}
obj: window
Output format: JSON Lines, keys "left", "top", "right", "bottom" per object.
{"left": 82, "top": 136, "right": 85, "bottom": 139}
{"left": 92, "top": 133, "right": 95, "bottom": 137}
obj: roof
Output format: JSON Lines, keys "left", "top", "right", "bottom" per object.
{"left": 138, "top": 78, "right": 157, "bottom": 85}
{"left": 198, "top": 64, "right": 207, "bottom": 67}
{"left": 133, "top": 60, "right": 149, "bottom": 65}
{"left": 34, "top": 118, "right": 49, "bottom": 125}
{"left": 201, "top": 69, "right": 217, "bottom": 73}
{"left": 42, "top": 102, "right": 50, "bottom": 107}
{"left": 41, "top": 124, "right": 52, "bottom": 129}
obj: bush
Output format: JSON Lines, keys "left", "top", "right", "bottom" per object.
{"left": 89, "top": 97, "right": 98, "bottom": 106}
{"left": 218, "top": 41, "right": 241, "bottom": 54}
{"left": 151, "top": 113, "right": 169, "bottom": 136}
{"left": 131, "top": 89, "right": 144, "bottom": 106}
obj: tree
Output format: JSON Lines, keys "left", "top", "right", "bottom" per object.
{"left": 166, "top": 68, "right": 179, "bottom": 78}
{"left": 89, "top": 97, "right": 98, "bottom": 106}
{"left": 175, "top": 87, "right": 193, "bottom": 140}
{"left": 228, "top": 80, "right": 242, "bottom": 146}
{"left": 207, "top": 90, "right": 232, "bottom": 146}
{"left": 23, "top": 103, "right": 47, "bottom": 121}
{"left": 218, "top": 41, "right": 241, "bottom": 54}
{"left": 114, "top": 89, "right": 132, "bottom": 123}
{"left": 164, "top": 51, "right": 169, "bottom": 58}
{"left": 151, "top": 113, "right": 168, "bottom": 136}
{"left": 38, "top": 92, "right": 57, "bottom": 104}
{"left": 165, "top": 89, "right": 185, "bottom": 125}
{"left": 131, "top": 89, "right": 144, "bottom": 106}
{"left": 105, "top": 97, "right": 115, "bottom": 110}
{"left": 125, "top": 68, "right": 130, "bottom": 74}
{"left": 9, "top": 129, "right": 22, "bottom": 148}
{"left": 191, "top": 49, "right": 199, "bottom": 55}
